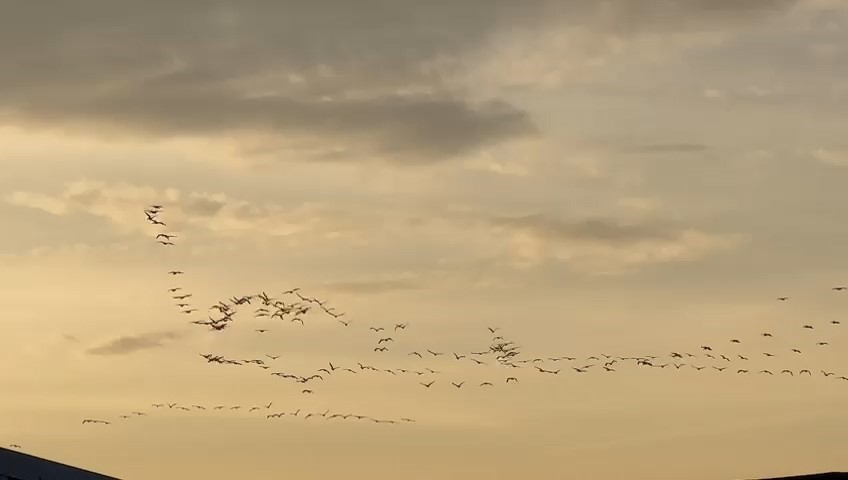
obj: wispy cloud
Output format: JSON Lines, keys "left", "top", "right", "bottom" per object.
{"left": 810, "top": 148, "right": 848, "bottom": 167}
{"left": 4, "top": 179, "right": 356, "bottom": 241}
{"left": 486, "top": 214, "right": 747, "bottom": 274}
{"left": 86, "top": 331, "right": 182, "bottom": 356}
{"left": 322, "top": 275, "right": 425, "bottom": 294}
{"left": 621, "top": 143, "right": 711, "bottom": 154}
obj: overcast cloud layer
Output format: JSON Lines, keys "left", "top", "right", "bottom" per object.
{"left": 0, "top": 0, "right": 803, "bottom": 164}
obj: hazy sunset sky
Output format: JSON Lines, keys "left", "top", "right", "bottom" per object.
{"left": 2, "top": 1, "right": 848, "bottom": 479}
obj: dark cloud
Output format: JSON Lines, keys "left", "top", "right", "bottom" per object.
{"left": 183, "top": 195, "right": 227, "bottom": 217}
{"left": 65, "top": 188, "right": 105, "bottom": 208}
{"left": 322, "top": 278, "right": 424, "bottom": 294}
{"left": 86, "top": 331, "right": 181, "bottom": 356}
{"left": 489, "top": 214, "right": 683, "bottom": 246}
{"left": 0, "top": 1, "right": 795, "bottom": 163}
{"left": 621, "top": 144, "right": 711, "bottom": 154}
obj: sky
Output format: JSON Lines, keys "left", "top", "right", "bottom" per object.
{"left": 1, "top": 1, "right": 848, "bottom": 479}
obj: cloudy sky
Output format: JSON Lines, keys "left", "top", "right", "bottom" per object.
{"left": 2, "top": 1, "right": 848, "bottom": 479}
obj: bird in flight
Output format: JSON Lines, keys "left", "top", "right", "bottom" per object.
{"left": 82, "top": 419, "right": 110, "bottom": 425}
{"left": 833, "top": 286, "right": 846, "bottom": 291}
{"left": 776, "top": 297, "right": 788, "bottom": 301}
{"left": 420, "top": 381, "right": 435, "bottom": 388}
{"left": 168, "top": 271, "right": 184, "bottom": 275}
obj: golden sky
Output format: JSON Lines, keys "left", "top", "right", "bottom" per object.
{"left": 1, "top": 1, "right": 848, "bottom": 479}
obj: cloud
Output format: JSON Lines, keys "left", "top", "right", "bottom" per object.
{"left": 5, "top": 180, "right": 358, "bottom": 241}
{"left": 322, "top": 275, "right": 424, "bottom": 294}
{"left": 810, "top": 148, "right": 848, "bottom": 167}
{"left": 621, "top": 144, "right": 711, "bottom": 154}
{"left": 486, "top": 214, "right": 747, "bottom": 274}
{"left": 86, "top": 331, "right": 181, "bottom": 355}
{"left": 5, "top": 179, "right": 749, "bottom": 276}
{"left": 0, "top": 1, "right": 797, "bottom": 164}
{"left": 703, "top": 88, "right": 726, "bottom": 98}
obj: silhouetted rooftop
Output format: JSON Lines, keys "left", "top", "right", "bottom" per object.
{"left": 0, "top": 447, "right": 119, "bottom": 479}
{"left": 755, "top": 473, "right": 848, "bottom": 480}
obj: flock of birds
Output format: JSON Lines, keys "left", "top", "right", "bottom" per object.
{"left": 5, "top": 203, "right": 847, "bottom": 454}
